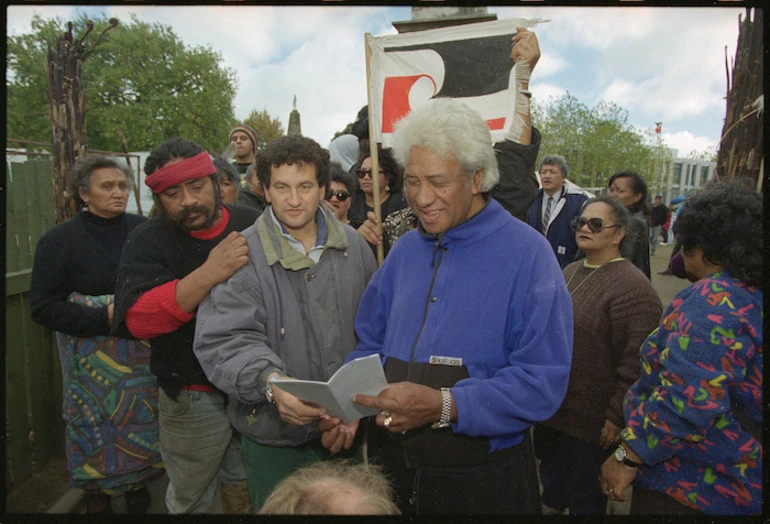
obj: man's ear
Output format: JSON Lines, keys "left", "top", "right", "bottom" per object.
{"left": 471, "top": 170, "right": 484, "bottom": 195}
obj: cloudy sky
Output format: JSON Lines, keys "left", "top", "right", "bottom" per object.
{"left": 7, "top": 5, "right": 748, "bottom": 157}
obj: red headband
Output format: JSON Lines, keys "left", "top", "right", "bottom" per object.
{"left": 145, "top": 151, "right": 217, "bottom": 194}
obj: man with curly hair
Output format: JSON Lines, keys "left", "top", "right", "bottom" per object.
{"left": 193, "top": 135, "right": 378, "bottom": 509}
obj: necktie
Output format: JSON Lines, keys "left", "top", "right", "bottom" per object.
{"left": 543, "top": 196, "right": 553, "bottom": 233}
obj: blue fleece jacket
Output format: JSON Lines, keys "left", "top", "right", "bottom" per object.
{"left": 348, "top": 199, "right": 573, "bottom": 452}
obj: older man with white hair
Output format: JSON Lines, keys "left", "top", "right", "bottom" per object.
{"left": 319, "top": 98, "right": 573, "bottom": 515}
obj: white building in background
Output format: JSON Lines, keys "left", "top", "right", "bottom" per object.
{"left": 661, "top": 155, "right": 717, "bottom": 204}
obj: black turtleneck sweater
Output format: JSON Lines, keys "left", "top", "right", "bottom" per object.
{"left": 30, "top": 210, "right": 147, "bottom": 337}
{"left": 111, "top": 204, "right": 259, "bottom": 399}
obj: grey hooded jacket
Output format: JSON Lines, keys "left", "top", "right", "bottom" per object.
{"left": 193, "top": 205, "right": 377, "bottom": 446}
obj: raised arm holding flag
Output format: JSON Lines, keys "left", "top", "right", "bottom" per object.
{"left": 357, "top": 22, "right": 544, "bottom": 255}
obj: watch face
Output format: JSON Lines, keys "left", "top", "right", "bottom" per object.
{"left": 615, "top": 445, "right": 625, "bottom": 461}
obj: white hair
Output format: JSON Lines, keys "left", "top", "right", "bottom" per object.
{"left": 390, "top": 99, "right": 499, "bottom": 192}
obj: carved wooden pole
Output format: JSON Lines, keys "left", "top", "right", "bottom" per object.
{"left": 45, "top": 18, "right": 118, "bottom": 223}
{"left": 716, "top": 8, "right": 763, "bottom": 189}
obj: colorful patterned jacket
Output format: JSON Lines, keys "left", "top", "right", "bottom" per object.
{"left": 621, "top": 271, "right": 762, "bottom": 515}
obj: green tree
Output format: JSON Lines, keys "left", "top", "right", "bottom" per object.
{"left": 7, "top": 13, "right": 237, "bottom": 152}
{"left": 241, "top": 108, "right": 284, "bottom": 150}
{"left": 532, "top": 93, "right": 660, "bottom": 191}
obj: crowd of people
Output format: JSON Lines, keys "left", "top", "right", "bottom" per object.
{"left": 28, "top": 26, "right": 761, "bottom": 517}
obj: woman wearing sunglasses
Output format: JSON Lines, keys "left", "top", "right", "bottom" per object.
{"left": 535, "top": 195, "right": 661, "bottom": 515}
{"left": 348, "top": 144, "right": 408, "bottom": 255}
{"left": 324, "top": 162, "right": 356, "bottom": 225}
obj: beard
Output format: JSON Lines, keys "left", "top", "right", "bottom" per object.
{"left": 175, "top": 204, "right": 218, "bottom": 231}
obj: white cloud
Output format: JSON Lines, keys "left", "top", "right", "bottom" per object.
{"left": 533, "top": 52, "right": 568, "bottom": 79}
{"left": 586, "top": 8, "right": 740, "bottom": 126}
{"left": 662, "top": 130, "right": 718, "bottom": 158}
{"left": 7, "top": 5, "right": 748, "bottom": 149}
{"left": 531, "top": 82, "right": 568, "bottom": 104}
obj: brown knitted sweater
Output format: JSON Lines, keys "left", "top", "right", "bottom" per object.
{"left": 542, "top": 258, "right": 662, "bottom": 445}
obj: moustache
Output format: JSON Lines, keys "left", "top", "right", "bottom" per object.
{"left": 176, "top": 205, "right": 211, "bottom": 223}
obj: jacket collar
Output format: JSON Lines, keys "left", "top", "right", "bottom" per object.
{"left": 418, "top": 195, "right": 509, "bottom": 247}
{"left": 257, "top": 204, "right": 348, "bottom": 270}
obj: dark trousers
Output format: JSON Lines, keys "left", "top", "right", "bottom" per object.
{"left": 534, "top": 425, "right": 612, "bottom": 515}
{"left": 369, "top": 428, "right": 541, "bottom": 516}
{"left": 631, "top": 486, "right": 702, "bottom": 515}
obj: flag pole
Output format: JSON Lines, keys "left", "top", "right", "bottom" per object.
{"left": 364, "top": 33, "right": 384, "bottom": 266}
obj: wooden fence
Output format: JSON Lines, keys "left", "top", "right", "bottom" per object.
{"left": 5, "top": 158, "right": 65, "bottom": 490}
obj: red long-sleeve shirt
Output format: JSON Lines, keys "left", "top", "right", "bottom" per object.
{"left": 125, "top": 207, "right": 231, "bottom": 340}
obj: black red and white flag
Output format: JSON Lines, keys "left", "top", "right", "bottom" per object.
{"left": 367, "top": 18, "right": 541, "bottom": 146}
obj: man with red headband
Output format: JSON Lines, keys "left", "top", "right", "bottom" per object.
{"left": 112, "top": 137, "right": 259, "bottom": 514}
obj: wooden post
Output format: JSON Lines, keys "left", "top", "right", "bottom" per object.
{"left": 45, "top": 18, "right": 119, "bottom": 224}
{"left": 364, "top": 33, "right": 384, "bottom": 265}
{"left": 715, "top": 8, "right": 763, "bottom": 188}
{"left": 117, "top": 128, "right": 143, "bottom": 215}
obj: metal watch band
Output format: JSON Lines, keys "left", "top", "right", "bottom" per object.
{"left": 265, "top": 374, "right": 282, "bottom": 404}
{"left": 431, "top": 387, "right": 452, "bottom": 430}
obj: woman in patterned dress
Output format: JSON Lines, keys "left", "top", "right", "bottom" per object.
{"left": 30, "top": 155, "right": 162, "bottom": 513}
{"left": 599, "top": 181, "right": 763, "bottom": 516}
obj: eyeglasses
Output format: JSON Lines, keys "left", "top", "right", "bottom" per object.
{"left": 571, "top": 216, "right": 621, "bottom": 233}
{"left": 356, "top": 169, "right": 384, "bottom": 179}
{"left": 326, "top": 190, "right": 351, "bottom": 202}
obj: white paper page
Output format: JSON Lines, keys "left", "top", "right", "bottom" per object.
{"left": 271, "top": 354, "right": 388, "bottom": 422}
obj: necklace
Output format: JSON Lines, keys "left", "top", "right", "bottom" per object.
{"left": 566, "top": 264, "right": 600, "bottom": 296}
{"left": 565, "top": 257, "right": 624, "bottom": 296}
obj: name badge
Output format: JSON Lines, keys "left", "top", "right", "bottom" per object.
{"left": 557, "top": 246, "right": 566, "bottom": 255}
{"left": 429, "top": 356, "right": 463, "bottom": 366}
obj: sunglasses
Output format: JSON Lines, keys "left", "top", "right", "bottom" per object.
{"left": 571, "top": 216, "right": 621, "bottom": 233}
{"left": 326, "top": 190, "right": 351, "bottom": 202}
{"left": 356, "top": 169, "right": 384, "bottom": 179}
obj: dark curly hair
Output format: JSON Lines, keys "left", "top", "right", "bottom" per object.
{"left": 329, "top": 162, "right": 355, "bottom": 195}
{"left": 673, "top": 180, "right": 763, "bottom": 289}
{"left": 144, "top": 137, "right": 205, "bottom": 175}
{"left": 359, "top": 144, "right": 403, "bottom": 191}
{"left": 144, "top": 137, "right": 219, "bottom": 217}
{"left": 256, "top": 135, "right": 330, "bottom": 189}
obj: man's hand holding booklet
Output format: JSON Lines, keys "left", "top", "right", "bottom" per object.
{"left": 270, "top": 354, "right": 387, "bottom": 423}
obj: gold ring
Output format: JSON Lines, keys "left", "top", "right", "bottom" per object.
{"left": 383, "top": 414, "right": 393, "bottom": 429}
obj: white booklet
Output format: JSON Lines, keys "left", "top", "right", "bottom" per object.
{"left": 270, "top": 354, "right": 388, "bottom": 423}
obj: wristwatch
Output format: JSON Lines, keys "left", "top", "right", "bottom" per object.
{"left": 615, "top": 443, "right": 643, "bottom": 468}
{"left": 265, "top": 374, "right": 282, "bottom": 404}
{"left": 431, "top": 387, "right": 452, "bottom": 430}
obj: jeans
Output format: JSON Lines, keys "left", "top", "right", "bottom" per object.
{"left": 158, "top": 388, "right": 247, "bottom": 514}
{"left": 649, "top": 225, "right": 662, "bottom": 253}
{"left": 534, "top": 425, "right": 611, "bottom": 515}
